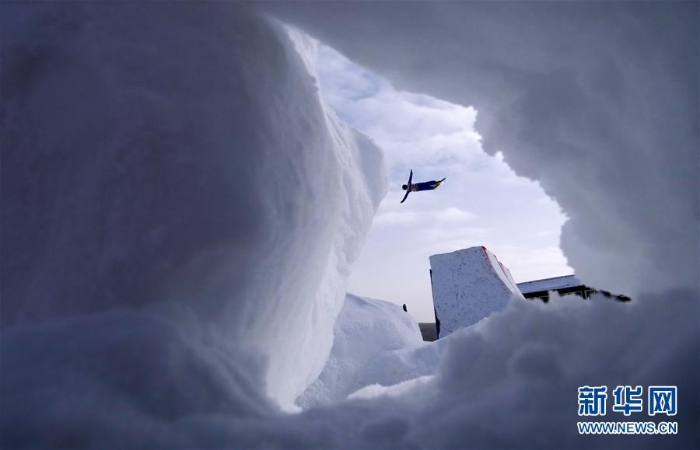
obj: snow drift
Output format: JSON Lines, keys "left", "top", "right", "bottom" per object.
{"left": 296, "top": 293, "right": 436, "bottom": 408}
{"left": 1, "top": 0, "right": 385, "bottom": 429}
{"left": 430, "top": 246, "right": 523, "bottom": 336}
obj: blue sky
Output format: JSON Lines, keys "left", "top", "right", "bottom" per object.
{"left": 315, "top": 45, "right": 572, "bottom": 322}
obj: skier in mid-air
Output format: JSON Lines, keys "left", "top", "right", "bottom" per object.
{"left": 400, "top": 170, "right": 445, "bottom": 203}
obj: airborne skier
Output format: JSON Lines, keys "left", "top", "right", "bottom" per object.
{"left": 400, "top": 170, "right": 445, "bottom": 203}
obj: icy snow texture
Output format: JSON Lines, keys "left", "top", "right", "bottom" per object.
{"left": 430, "top": 247, "right": 524, "bottom": 336}
{"left": 296, "top": 293, "right": 437, "bottom": 408}
{"left": 1, "top": 0, "right": 385, "bottom": 415}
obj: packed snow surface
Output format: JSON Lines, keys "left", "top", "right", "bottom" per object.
{"left": 296, "top": 293, "right": 442, "bottom": 408}
{"left": 430, "top": 246, "right": 524, "bottom": 336}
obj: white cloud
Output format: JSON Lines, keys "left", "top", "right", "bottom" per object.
{"left": 373, "top": 210, "right": 421, "bottom": 226}
{"left": 375, "top": 206, "right": 475, "bottom": 228}
{"left": 316, "top": 45, "right": 482, "bottom": 170}
{"left": 435, "top": 207, "right": 476, "bottom": 223}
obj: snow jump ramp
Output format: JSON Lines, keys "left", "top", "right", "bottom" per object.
{"left": 429, "top": 246, "right": 524, "bottom": 338}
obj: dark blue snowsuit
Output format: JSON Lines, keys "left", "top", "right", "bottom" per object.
{"left": 410, "top": 180, "right": 443, "bottom": 191}
{"left": 400, "top": 170, "right": 445, "bottom": 203}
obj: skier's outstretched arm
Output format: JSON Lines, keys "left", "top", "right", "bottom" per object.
{"left": 400, "top": 169, "right": 413, "bottom": 203}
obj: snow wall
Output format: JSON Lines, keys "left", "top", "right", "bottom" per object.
{"left": 430, "top": 246, "right": 524, "bottom": 337}
{"left": 1, "top": 0, "right": 386, "bottom": 422}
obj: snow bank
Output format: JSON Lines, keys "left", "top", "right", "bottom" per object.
{"left": 429, "top": 246, "right": 524, "bottom": 336}
{"left": 1, "top": 1, "right": 385, "bottom": 430}
{"left": 347, "top": 375, "right": 434, "bottom": 401}
{"left": 296, "top": 293, "right": 427, "bottom": 408}
{"left": 291, "top": 290, "right": 697, "bottom": 450}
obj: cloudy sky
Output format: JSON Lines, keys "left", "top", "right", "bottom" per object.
{"left": 314, "top": 45, "right": 571, "bottom": 321}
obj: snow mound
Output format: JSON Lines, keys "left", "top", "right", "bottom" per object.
{"left": 1, "top": 0, "right": 385, "bottom": 418}
{"left": 347, "top": 375, "right": 434, "bottom": 401}
{"left": 429, "top": 246, "right": 524, "bottom": 337}
{"left": 296, "top": 293, "right": 429, "bottom": 408}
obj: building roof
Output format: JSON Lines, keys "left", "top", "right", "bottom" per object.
{"left": 516, "top": 274, "right": 582, "bottom": 294}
